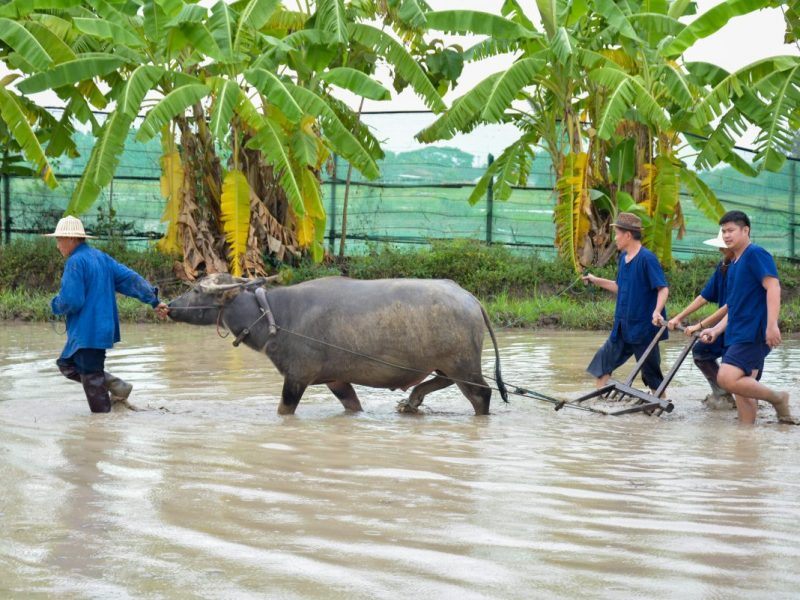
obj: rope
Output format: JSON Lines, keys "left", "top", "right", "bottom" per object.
{"left": 273, "top": 326, "right": 604, "bottom": 414}
{"left": 49, "top": 315, "right": 66, "bottom": 335}
{"left": 489, "top": 377, "right": 611, "bottom": 415}
{"left": 273, "top": 324, "right": 493, "bottom": 392}
{"left": 553, "top": 270, "right": 588, "bottom": 298}
{"left": 174, "top": 298, "right": 602, "bottom": 414}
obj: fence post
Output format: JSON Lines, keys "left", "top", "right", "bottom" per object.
{"left": 2, "top": 149, "right": 9, "bottom": 244}
{"left": 328, "top": 154, "right": 338, "bottom": 252}
{"left": 791, "top": 159, "right": 797, "bottom": 259}
{"left": 486, "top": 153, "right": 494, "bottom": 244}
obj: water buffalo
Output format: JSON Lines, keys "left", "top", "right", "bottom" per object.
{"left": 167, "top": 274, "right": 508, "bottom": 415}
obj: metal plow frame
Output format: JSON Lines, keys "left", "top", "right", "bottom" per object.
{"left": 572, "top": 325, "right": 699, "bottom": 416}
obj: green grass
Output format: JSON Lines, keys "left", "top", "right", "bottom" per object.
{"left": 7, "top": 238, "right": 800, "bottom": 331}
{"left": 0, "top": 290, "right": 164, "bottom": 323}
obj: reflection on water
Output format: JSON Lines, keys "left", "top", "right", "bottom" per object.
{"left": 2, "top": 323, "right": 800, "bottom": 599}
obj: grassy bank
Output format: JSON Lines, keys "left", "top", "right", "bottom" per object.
{"left": 4, "top": 238, "right": 800, "bottom": 330}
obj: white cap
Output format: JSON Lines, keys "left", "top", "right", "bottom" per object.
{"left": 702, "top": 229, "right": 727, "bottom": 249}
{"left": 43, "top": 216, "right": 95, "bottom": 238}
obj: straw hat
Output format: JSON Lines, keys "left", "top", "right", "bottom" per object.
{"left": 703, "top": 229, "right": 727, "bottom": 249}
{"left": 43, "top": 216, "right": 95, "bottom": 238}
{"left": 610, "top": 212, "right": 642, "bottom": 232}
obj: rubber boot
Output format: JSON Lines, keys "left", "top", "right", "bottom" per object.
{"left": 58, "top": 363, "right": 82, "bottom": 383}
{"left": 694, "top": 358, "right": 735, "bottom": 408}
{"left": 105, "top": 372, "right": 133, "bottom": 402}
{"left": 80, "top": 372, "right": 111, "bottom": 413}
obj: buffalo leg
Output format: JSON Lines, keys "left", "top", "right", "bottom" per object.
{"left": 327, "top": 381, "right": 363, "bottom": 412}
{"left": 408, "top": 374, "right": 454, "bottom": 409}
{"left": 278, "top": 379, "right": 306, "bottom": 415}
{"left": 455, "top": 375, "right": 491, "bottom": 415}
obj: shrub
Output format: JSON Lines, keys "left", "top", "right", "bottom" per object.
{"left": 0, "top": 238, "right": 182, "bottom": 296}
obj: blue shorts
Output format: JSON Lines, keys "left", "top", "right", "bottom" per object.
{"left": 587, "top": 335, "right": 664, "bottom": 391}
{"left": 57, "top": 348, "right": 107, "bottom": 375}
{"left": 721, "top": 342, "right": 770, "bottom": 381}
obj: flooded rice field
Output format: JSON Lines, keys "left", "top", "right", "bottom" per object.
{"left": 2, "top": 322, "right": 800, "bottom": 599}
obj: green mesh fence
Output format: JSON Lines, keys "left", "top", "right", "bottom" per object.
{"left": 2, "top": 111, "right": 798, "bottom": 260}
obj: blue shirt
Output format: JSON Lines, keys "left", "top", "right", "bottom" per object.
{"left": 51, "top": 243, "right": 160, "bottom": 359}
{"left": 724, "top": 243, "right": 779, "bottom": 346}
{"left": 700, "top": 261, "right": 729, "bottom": 306}
{"left": 697, "top": 260, "right": 730, "bottom": 354}
{"left": 611, "top": 246, "right": 669, "bottom": 344}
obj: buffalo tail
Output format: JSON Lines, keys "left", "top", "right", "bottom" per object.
{"left": 480, "top": 304, "right": 509, "bottom": 403}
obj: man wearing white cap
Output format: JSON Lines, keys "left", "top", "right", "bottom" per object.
{"left": 663, "top": 229, "right": 735, "bottom": 408}
{"left": 46, "top": 216, "right": 169, "bottom": 413}
{"left": 700, "top": 210, "right": 795, "bottom": 424}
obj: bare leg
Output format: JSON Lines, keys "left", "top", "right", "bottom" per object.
{"left": 596, "top": 374, "right": 610, "bottom": 388}
{"left": 278, "top": 379, "right": 306, "bottom": 415}
{"left": 327, "top": 381, "right": 363, "bottom": 412}
{"left": 734, "top": 394, "right": 758, "bottom": 424}
{"left": 718, "top": 365, "right": 793, "bottom": 423}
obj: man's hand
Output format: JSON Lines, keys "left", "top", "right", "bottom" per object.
{"left": 155, "top": 302, "right": 169, "bottom": 320}
{"left": 685, "top": 323, "right": 702, "bottom": 336}
{"left": 700, "top": 327, "right": 718, "bottom": 344}
{"left": 652, "top": 311, "right": 663, "bottom": 326}
{"left": 666, "top": 316, "right": 682, "bottom": 330}
{"left": 766, "top": 322, "right": 782, "bottom": 349}
{"left": 582, "top": 273, "right": 594, "bottom": 286}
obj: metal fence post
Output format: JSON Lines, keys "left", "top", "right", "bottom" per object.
{"left": 2, "top": 150, "right": 9, "bottom": 244}
{"left": 328, "top": 154, "right": 338, "bottom": 252}
{"left": 486, "top": 153, "right": 494, "bottom": 244}
{"left": 790, "top": 160, "right": 797, "bottom": 259}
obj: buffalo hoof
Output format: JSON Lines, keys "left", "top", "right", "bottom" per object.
{"left": 396, "top": 401, "right": 419, "bottom": 414}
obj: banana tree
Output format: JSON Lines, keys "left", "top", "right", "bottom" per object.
{"left": 418, "top": 0, "right": 798, "bottom": 270}
{"left": 9, "top": 0, "right": 444, "bottom": 277}
{"left": 0, "top": 11, "right": 84, "bottom": 189}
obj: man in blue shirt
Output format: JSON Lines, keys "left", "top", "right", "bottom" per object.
{"left": 583, "top": 212, "right": 669, "bottom": 393}
{"left": 700, "top": 211, "right": 795, "bottom": 424}
{"left": 46, "top": 216, "right": 169, "bottom": 413}
{"left": 666, "top": 230, "right": 734, "bottom": 408}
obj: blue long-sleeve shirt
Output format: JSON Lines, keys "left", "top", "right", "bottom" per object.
{"left": 610, "top": 247, "right": 669, "bottom": 344}
{"left": 51, "top": 243, "right": 159, "bottom": 359}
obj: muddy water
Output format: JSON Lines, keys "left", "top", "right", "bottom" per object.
{"left": 2, "top": 322, "right": 800, "bottom": 599}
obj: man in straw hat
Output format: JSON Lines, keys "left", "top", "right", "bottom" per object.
{"left": 663, "top": 229, "right": 735, "bottom": 408}
{"left": 46, "top": 216, "right": 169, "bottom": 413}
{"left": 582, "top": 212, "right": 669, "bottom": 395}
{"left": 699, "top": 210, "right": 797, "bottom": 424}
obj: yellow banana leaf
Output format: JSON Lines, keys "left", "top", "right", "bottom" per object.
{"left": 156, "top": 136, "right": 184, "bottom": 254}
{"left": 639, "top": 157, "right": 681, "bottom": 265}
{"left": 296, "top": 214, "right": 315, "bottom": 247}
{"left": 554, "top": 152, "right": 592, "bottom": 273}
{"left": 300, "top": 168, "right": 325, "bottom": 220}
{"left": 221, "top": 169, "right": 251, "bottom": 277}
{"left": 599, "top": 48, "right": 637, "bottom": 72}
{"left": 639, "top": 162, "right": 656, "bottom": 217}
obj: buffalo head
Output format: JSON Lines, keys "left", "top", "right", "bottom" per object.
{"left": 168, "top": 273, "right": 276, "bottom": 325}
